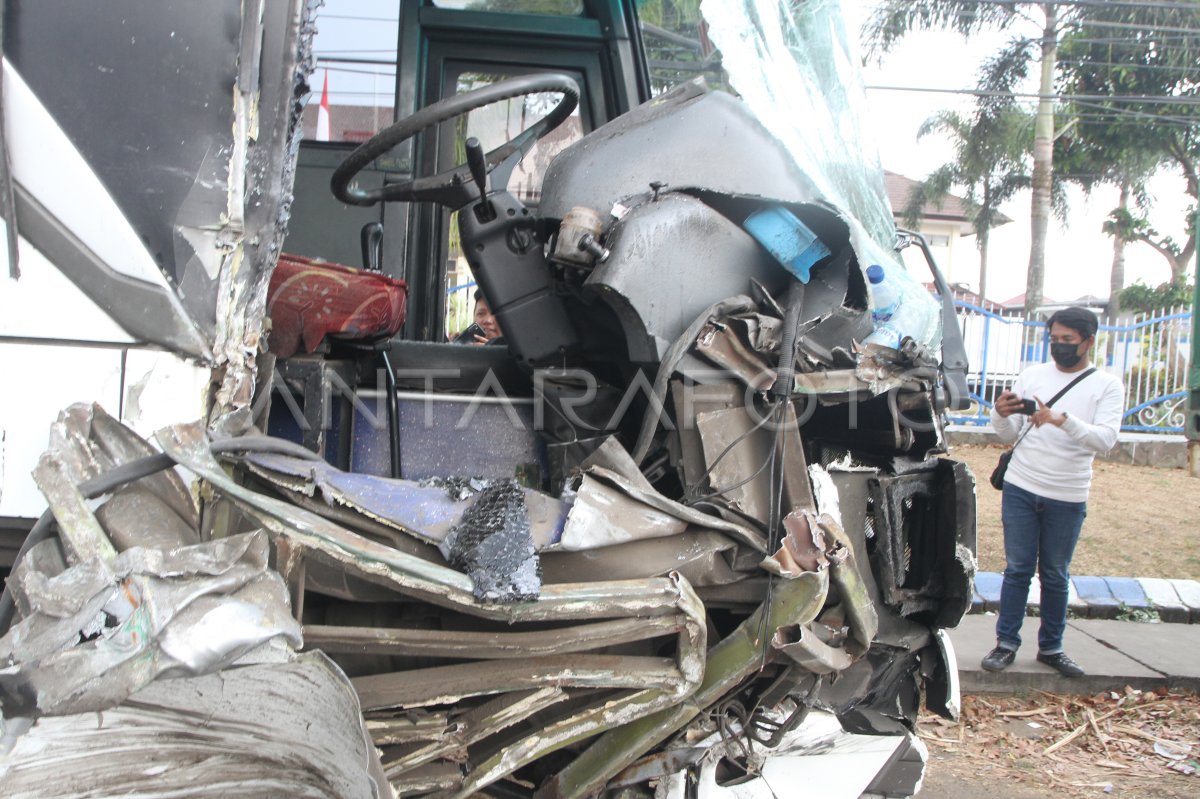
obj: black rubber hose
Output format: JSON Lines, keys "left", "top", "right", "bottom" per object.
{"left": 0, "top": 436, "right": 323, "bottom": 635}
{"left": 769, "top": 278, "right": 807, "bottom": 400}
{"left": 0, "top": 452, "right": 175, "bottom": 636}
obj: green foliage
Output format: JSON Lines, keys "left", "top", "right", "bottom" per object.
{"left": 904, "top": 107, "right": 1032, "bottom": 240}
{"left": 1102, "top": 206, "right": 1153, "bottom": 245}
{"left": 1056, "top": 1, "right": 1200, "bottom": 277}
{"left": 1117, "top": 280, "right": 1195, "bottom": 314}
{"left": 1114, "top": 603, "right": 1161, "bottom": 624}
{"left": 636, "top": 0, "right": 728, "bottom": 94}
{"left": 862, "top": 0, "right": 1022, "bottom": 59}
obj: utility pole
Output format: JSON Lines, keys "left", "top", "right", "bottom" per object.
{"left": 1188, "top": 206, "right": 1200, "bottom": 477}
{"left": 1024, "top": 2, "right": 1057, "bottom": 318}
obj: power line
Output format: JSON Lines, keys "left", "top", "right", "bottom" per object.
{"left": 1057, "top": 57, "right": 1200, "bottom": 74}
{"left": 317, "top": 14, "right": 400, "bottom": 23}
{"left": 865, "top": 84, "right": 1200, "bottom": 105}
{"left": 1071, "top": 98, "right": 1200, "bottom": 126}
{"left": 954, "top": 0, "right": 1200, "bottom": 12}
{"left": 1062, "top": 18, "right": 1200, "bottom": 36}
{"left": 312, "top": 64, "right": 398, "bottom": 78}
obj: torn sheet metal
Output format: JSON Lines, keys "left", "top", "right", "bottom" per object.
{"left": 159, "top": 419, "right": 724, "bottom": 791}
{"left": 441, "top": 479, "right": 540, "bottom": 603}
{"left": 353, "top": 654, "right": 685, "bottom": 711}
{"left": 541, "top": 531, "right": 744, "bottom": 588}
{"left": 772, "top": 510, "right": 829, "bottom": 575}
{"left": 240, "top": 451, "right": 568, "bottom": 550}
{"left": 821, "top": 512, "right": 878, "bottom": 657}
{"left": 560, "top": 438, "right": 765, "bottom": 553}
{"left": 0, "top": 530, "right": 300, "bottom": 719}
{"left": 32, "top": 404, "right": 199, "bottom": 563}
{"left": 537, "top": 568, "right": 829, "bottom": 799}
{"left": 694, "top": 320, "right": 775, "bottom": 390}
{"left": 773, "top": 623, "right": 854, "bottom": 675}
{"left": 380, "top": 687, "right": 569, "bottom": 778}
{"left": 0, "top": 652, "right": 386, "bottom": 799}
{"left": 693, "top": 401, "right": 814, "bottom": 525}
{"left": 305, "top": 616, "right": 683, "bottom": 661}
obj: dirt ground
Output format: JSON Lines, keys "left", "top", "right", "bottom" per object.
{"left": 917, "top": 692, "right": 1200, "bottom": 799}
{"left": 943, "top": 445, "right": 1200, "bottom": 580}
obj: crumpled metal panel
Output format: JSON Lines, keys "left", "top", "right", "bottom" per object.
{"left": 31, "top": 404, "right": 199, "bottom": 563}
{"left": 0, "top": 652, "right": 385, "bottom": 799}
{"left": 0, "top": 530, "right": 300, "bottom": 719}
{"left": 158, "top": 423, "right": 719, "bottom": 797}
{"left": 241, "top": 451, "right": 568, "bottom": 549}
{"left": 562, "top": 438, "right": 766, "bottom": 554}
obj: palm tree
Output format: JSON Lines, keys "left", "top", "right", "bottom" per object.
{"left": 865, "top": 1, "right": 1070, "bottom": 317}
{"left": 902, "top": 107, "right": 1033, "bottom": 305}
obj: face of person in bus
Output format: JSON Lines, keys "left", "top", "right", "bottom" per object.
{"left": 474, "top": 296, "right": 501, "bottom": 341}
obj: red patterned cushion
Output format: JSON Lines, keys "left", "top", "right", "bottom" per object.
{"left": 266, "top": 254, "right": 408, "bottom": 357}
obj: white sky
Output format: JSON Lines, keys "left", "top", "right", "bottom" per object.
{"left": 841, "top": 0, "right": 1193, "bottom": 305}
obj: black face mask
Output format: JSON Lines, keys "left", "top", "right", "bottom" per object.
{"left": 1050, "top": 342, "right": 1084, "bottom": 368}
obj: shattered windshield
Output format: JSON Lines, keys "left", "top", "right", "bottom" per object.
{"left": 700, "top": 0, "right": 896, "bottom": 253}
{"left": 640, "top": 0, "right": 941, "bottom": 351}
{"left": 640, "top": 0, "right": 897, "bottom": 253}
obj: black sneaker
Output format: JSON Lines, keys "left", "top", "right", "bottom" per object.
{"left": 981, "top": 646, "right": 1016, "bottom": 672}
{"left": 1037, "top": 651, "right": 1085, "bottom": 677}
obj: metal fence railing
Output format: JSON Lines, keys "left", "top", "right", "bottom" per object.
{"left": 948, "top": 302, "right": 1192, "bottom": 434}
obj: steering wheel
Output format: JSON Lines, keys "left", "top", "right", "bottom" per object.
{"left": 331, "top": 73, "right": 580, "bottom": 208}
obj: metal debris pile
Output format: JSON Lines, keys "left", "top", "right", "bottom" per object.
{"left": 918, "top": 690, "right": 1200, "bottom": 796}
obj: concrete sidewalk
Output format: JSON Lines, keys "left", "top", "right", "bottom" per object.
{"left": 970, "top": 571, "right": 1200, "bottom": 623}
{"left": 947, "top": 614, "right": 1200, "bottom": 695}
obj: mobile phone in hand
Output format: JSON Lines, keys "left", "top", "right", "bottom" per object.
{"left": 453, "top": 322, "right": 485, "bottom": 344}
{"left": 1019, "top": 398, "right": 1038, "bottom": 415}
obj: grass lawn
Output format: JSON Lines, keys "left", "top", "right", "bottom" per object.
{"left": 944, "top": 444, "right": 1200, "bottom": 580}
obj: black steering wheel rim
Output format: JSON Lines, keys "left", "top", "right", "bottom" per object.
{"left": 330, "top": 72, "right": 580, "bottom": 208}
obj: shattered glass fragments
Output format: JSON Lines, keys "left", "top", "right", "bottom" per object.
{"left": 441, "top": 479, "right": 541, "bottom": 603}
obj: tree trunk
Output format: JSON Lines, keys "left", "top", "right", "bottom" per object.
{"left": 1108, "top": 182, "right": 1129, "bottom": 320}
{"left": 1025, "top": 3, "right": 1057, "bottom": 318}
{"left": 1106, "top": 181, "right": 1129, "bottom": 365}
{"left": 978, "top": 226, "right": 990, "bottom": 307}
{"left": 1170, "top": 252, "right": 1188, "bottom": 285}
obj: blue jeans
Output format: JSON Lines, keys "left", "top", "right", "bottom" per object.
{"left": 995, "top": 482, "right": 1087, "bottom": 655}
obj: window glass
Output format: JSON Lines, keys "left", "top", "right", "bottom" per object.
{"left": 637, "top": 0, "right": 731, "bottom": 95}
{"left": 443, "top": 71, "right": 586, "bottom": 338}
{"left": 431, "top": 0, "right": 584, "bottom": 15}
{"left": 304, "top": 1, "right": 400, "bottom": 143}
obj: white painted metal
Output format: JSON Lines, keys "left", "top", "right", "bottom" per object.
{"left": 3, "top": 60, "right": 172, "bottom": 289}
{"left": 0, "top": 344, "right": 124, "bottom": 518}
{"left": 0, "top": 221, "right": 134, "bottom": 342}
{"left": 657, "top": 710, "right": 915, "bottom": 799}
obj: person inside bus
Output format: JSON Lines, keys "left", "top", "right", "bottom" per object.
{"left": 981, "top": 306, "right": 1124, "bottom": 678}
{"left": 454, "top": 289, "right": 504, "bottom": 345}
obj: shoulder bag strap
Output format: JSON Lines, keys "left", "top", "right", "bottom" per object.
{"left": 1008, "top": 367, "right": 1097, "bottom": 451}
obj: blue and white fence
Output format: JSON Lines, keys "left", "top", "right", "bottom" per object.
{"left": 949, "top": 302, "right": 1192, "bottom": 434}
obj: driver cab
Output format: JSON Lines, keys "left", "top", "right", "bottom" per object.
{"left": 265, "top": 0, "right": 666, "bottom": 484}
{"left": 282, "top": 0, "right": 649, "bottom": 342}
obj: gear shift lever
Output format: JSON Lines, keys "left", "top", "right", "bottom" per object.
{"left": 464, "top": 137, "right": 494, "bottom": 222}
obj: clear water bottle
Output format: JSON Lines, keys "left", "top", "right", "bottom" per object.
{"left": 866, "top": 264, "right": 900, "bottom": 323}
{"left": 863, "top": 262, "right": 942, "bottom": 350}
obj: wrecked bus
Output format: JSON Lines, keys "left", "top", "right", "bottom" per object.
{"left": 0, "top": 0, "right": 976, "bottom": 796}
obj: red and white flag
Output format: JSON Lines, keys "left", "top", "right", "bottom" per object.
{"left": 316, "top": 70, "right": 331, "bottom": 141}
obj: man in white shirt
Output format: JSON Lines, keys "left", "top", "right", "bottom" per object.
{"left": 981, "top": 306, "right": 1124, "bottom": 677}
